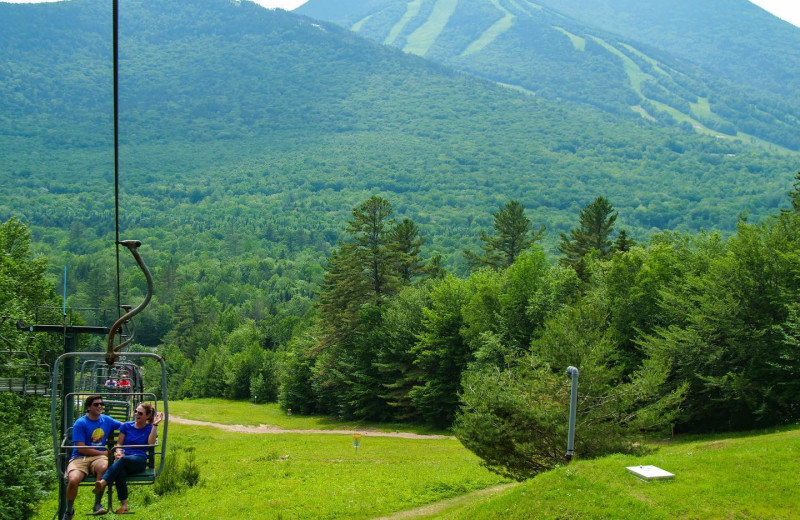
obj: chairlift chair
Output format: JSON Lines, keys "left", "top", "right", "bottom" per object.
{"left": 51, "top": 351, "right": 169, "bottom": 487}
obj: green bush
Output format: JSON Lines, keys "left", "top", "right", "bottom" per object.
{"left": 0, "top": 395, "right": 53, "bottom": 520}
{"left": 154, "top": 446, "right": 201, "bottom": 496}
{"left": 455, "top": 295, "right": 685, "bottom": 480}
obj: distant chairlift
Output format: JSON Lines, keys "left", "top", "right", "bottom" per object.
{"left": 0, "top": 324, "right": 51, "bottom": 396}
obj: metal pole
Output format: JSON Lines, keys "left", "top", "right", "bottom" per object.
{"left": 56, "top": 333, "right": 77, "bottom": 520}
{"left": 565, "top": 366, "right": 579, "bottom": 461}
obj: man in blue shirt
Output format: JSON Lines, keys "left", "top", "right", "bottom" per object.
{"left": 63, "top": 394, "right": 121, "bottom": 519}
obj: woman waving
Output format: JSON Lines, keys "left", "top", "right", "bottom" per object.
{"left": 93, "top": 403, "right": 164, "bottom": 513}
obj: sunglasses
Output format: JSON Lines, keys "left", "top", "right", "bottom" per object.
{"left": 136, "top": 410, "right": 147, "bottom": 416}
{"left": 92, "top": 402, "right": 104, "bottom": 407}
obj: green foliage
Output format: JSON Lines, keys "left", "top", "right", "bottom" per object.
{"left": 464, "top": 200, "right": 544, "bottom": 270}
{"left": 388, "top": 217, "right": 427, "bottom": 283}
{"left": 153, "top": 445, "right": 201, "bottom": 496}
{"left": 0, "top": 219, "right": 58, "bottom": 520}
{"left": 558, "top": 196, "right": 618, "bottom": 279}
{"left": 301, "top": 0, "right": 800, "bottom": 150}
{"left": 787, "top": 170, "right": 800, "bottom": 214}
{"left": 318, "top": 196, "right": 405, "bottom": 340}
{"left": 298, "top": 197, "right": 438, "bottom": 420}
{"left": 278, "top": 333, "right": 319, "bottom": 415}
{"left": 613, "top": 228, "right": 635, "bottom": 252}
{"left": 373, "top": 284, "right": 431, "bottom": 421}
{"left": 410, "top": 276, "right": 474, "bottom": 427}
{"left": 456, "top": 292, "right": 685, "bottom": 480}
{"left": 0, "top": 395, "right": 53, "bottom": 520}
{"left": 640, "top": 213, "right": 800, "bottom": 430}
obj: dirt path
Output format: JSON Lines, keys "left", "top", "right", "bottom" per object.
{"left": 170, "top": 416, "right": 456, "bottom": 439}
{"left": 173, "top": 415, "right": 515, "bottom": 518}
{"left": 369, "top": 482, "right": 521, "bottom": 520}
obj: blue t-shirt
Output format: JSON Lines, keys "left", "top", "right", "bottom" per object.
{"left": 71, "top": 414, "right": 122, "bottom": 460}
{"left": 119, "top": 421, "right": 154, "bottom": 458}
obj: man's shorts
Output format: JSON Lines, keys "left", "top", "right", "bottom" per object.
{"left": 66, "top": 455, "right": 107, "bottom": 477}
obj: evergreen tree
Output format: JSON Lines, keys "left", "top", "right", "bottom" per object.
{"left": 347, "top": 195, "right": 398, "bottom": 301}
{"left": 613, "top": 229, "right": 636, "bottom": 252}
{"left": 410, "top": 276, "right": 473, "bottom": 427}
{"left": 424, "top": 253, "right": 447, "bottom": 280}
{"left": 319, "top": 196, "right": 426, "bottom": 338}
{"left": 786, "top": 170, "right": 800, "bottom": 213}
{"left": 640, "top": 215, "right": 800, "bottom": 430}
{"left": 166, "top": 286, "right": 219, "bottom": 359}
{"left": 388, "top": 218, "right": 426, "bottom": 284}
{"left": 558, "top": 196, "right": 617, "bottom": 279}
{"left": 317, "top": 244, "right": 365, "bottom": 340}
{"left": 465, "top": 200, "right": 544, "bottom": 270}
{"left": 374, "top": 285, "right": 430, "bottom": 421}
{"left": 315, "top": 197, "right": 427, "bottom": 416}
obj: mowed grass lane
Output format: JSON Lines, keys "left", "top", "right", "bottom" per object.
{"left": 33, "top": 399, "right": 507, "bottom": 520}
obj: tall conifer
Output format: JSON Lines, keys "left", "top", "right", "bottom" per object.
{"left": 465, "top": 200, "right": 544, "bottom": 270}
{"left": 558, "top": 196, "right": 617, "bottom": 279}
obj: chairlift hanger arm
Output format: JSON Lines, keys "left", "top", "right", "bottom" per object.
{"left": 106, "top": 240, "right": 153, "bottom": 366}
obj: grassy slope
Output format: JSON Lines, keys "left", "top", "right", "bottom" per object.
{"left": 32, "top": 404, "right": 506, "bottom": 519}
{"left": 170, "top": 398, "right": 450, "bottom": 435}
{"left": 421, "top": 426, "right": 800, "bottom": 519}
{"left": 33, "top": 399, "right": 799, "bottom": 520}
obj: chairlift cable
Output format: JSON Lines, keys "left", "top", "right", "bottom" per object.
{"left": 113, "top": 0, "right": 122, "bottom": 323}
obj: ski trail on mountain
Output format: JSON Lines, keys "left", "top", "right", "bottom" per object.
{"left": 461, "top": 0, "right": 515, "bottom": 56}
{"left": 403, "top": 0, "right": 458, "bottom": 56}
{"left": 385, "top": 0, "right": 424, "bottom": 46}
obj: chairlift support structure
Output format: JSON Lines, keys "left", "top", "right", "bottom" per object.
{"left": 48, "top": 240, "right": 167, "bottom": 519}
{"left": 0, "top": 320, "right": 52, "bottom": 396}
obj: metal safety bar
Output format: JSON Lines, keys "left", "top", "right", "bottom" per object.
{"left": 51, "top": 352, "right": 168, "bottom": 480}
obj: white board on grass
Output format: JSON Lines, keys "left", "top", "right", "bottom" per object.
{"left": 626, "top": 465, "right": 675, "bottom": 481}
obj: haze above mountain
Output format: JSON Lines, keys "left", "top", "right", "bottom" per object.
{"left": 297, "top": 0, "right": 800, "bottom": 151}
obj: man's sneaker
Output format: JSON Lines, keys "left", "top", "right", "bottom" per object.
{"left": 93, "top": 503, "right": 108, "bottom": 515}
{"left": 63, "top": 509, "right": 75, "bottom": 520}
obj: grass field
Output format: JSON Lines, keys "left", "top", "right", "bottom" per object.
{"left": 168, "top": 399, "right": 449, "bottom": 435}
{"left": 33, "top": 400, "right": 799, "bottom": 520}
{"left": 416, "top": 426, "right": 800, "bottom": 519}
{"left": 32, "top": 400, "right": 506, "bottom": 520}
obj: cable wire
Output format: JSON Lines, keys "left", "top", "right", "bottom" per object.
{"left": 113, "top": 0, "right": 122, "bottom": 323}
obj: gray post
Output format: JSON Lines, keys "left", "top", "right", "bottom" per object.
{"left": 57, "top": 333, "right": 77, "bottom": 520}
{"left": 565, "top": 366, "right": 579, "bottom": 461}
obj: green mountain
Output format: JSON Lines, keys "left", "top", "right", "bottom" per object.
{"left": 528, "top": 0, "right": 800, "bottom": 99}
{"left": 296, "top": 0, "right": 800, "bottom": 150}
{"left": 0, "top": 0, "right": 796, "bottom": 318}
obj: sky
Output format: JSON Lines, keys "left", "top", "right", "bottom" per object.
{"left": 2, "top": 0, "right": 799, "bottom": 27}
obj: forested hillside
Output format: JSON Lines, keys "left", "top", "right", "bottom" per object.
{"left": 2, "top": 2, "right": 800, "bottom": 511}
{"left": 528, "top": 0, "right": 800, "bottom": 99}
{"left": 0, "top": 0, "right": 797, "bottom": 390}
{"left": 297, "top": 0, "right": 800, "bottom": 150}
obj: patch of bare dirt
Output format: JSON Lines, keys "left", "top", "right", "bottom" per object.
{"left": 170, "top": 416, "right": 455, "bottom": 439}
{"left": 369, "top": 483, "right": 521, "bottom": 520}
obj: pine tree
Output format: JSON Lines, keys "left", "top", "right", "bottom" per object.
{"left": 346, "top": 195, "right": 398, "bottom": 302}
{"left": 558, "top": 196, "right": 617, "bottom": 279}
{"left": 318, "top": 197, "right": 425, "bottom": 339}
{"left": 785, "top": 170, "right": 800, "bottom": 214}
{"left": 388, "top": 218, "right": 426, "bottom": 284}
{"left": 613, "top": 229, "right": 636, "bottom": 253}
{"left": 465, "top": 200, "right": 544, "bottom": 270}
{"left": 318, "top": 243, "right": 365, "bottom": 338}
